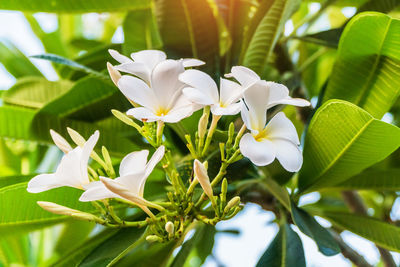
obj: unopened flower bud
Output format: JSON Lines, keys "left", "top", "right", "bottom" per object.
{"left": 146, "top": 235, "right": 163, "bottom": 243}
{"left": 67, "top": 127, "right": 86, "bottom": 147}
{"left": 165, "top": 221, "right": 174, "bottom": 236}
{"left": 224, "top": 196, "right": 241, "bottom": 214}
{"left": 37, "top": 201, "right": 102, "bottom": 223}
{"left": 193, "top": 160, "right": 213, "bottom": 200}
{"left": 198, "top": 112, "right": 209, "bottom": 140}
{"left": 221, "top": 178, "right": 228, "bottom": 196}
{"left": 50, "top": 129, "right": 72, "bottom": 153}
{"left": 107, "top": 62, "right": 121, "bottom": 87}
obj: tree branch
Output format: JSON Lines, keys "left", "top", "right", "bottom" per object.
{"left": 341, "top": 191, "right": 396, "bottom": 267}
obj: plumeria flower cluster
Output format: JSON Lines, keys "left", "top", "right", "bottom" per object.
{"left": 28, "top": 50, "right": 309, "bottom": 242}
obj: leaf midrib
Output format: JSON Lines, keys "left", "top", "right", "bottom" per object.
{"left": 353, "top": 17, "right": 392, "bottom": 109}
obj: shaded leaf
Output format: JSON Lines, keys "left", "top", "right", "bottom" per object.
{"left": 291, "top": 202, "right": 340, "bottom": 256}
{"left": 256, "top": 224, "right": 305, "bottom": 267}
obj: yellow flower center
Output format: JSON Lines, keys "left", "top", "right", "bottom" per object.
{"left": 155, "top": 107, "right": 169, "bottom": 117}
{"left": 253, "top": 128, "right": 268, "bottom": 142}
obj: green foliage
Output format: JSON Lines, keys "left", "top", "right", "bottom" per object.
{"left": 256, "top": 224, "right": 305, "bottom": 267}
{"left": 290, "top": 202, "right": 340, "bottom": 256}
{"left": 323, "top": 12, "right": 400, "bottom": 118}
{"left": 0, "top": 183, "right": 95, "bottom": 235}
{"left": 299, "top": 100, "right": 400, "bottom": 193}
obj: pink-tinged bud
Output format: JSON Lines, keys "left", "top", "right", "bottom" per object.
{"left": 193, "top": 160, "right": 213, "bottom": 200}
{"left": 50, "top": 130, "right": 72, "bottom": 153}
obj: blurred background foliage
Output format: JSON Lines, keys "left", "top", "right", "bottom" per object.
{"left": 1, "top": 0, "right": 400, "bottom": 266}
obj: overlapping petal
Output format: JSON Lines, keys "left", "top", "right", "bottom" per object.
{"left": 27, "top": 131, "right": 99, "bottom": 193}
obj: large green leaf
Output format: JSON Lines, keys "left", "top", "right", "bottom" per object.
{"left": 122, "top": 9, "right": 162, "bottom": 54}
{"left": 323, "top": 12, "right": 400, "bottom": 118}
{"left": 290, "top": 202, "right": 340, "bottom": 256}
{"left": 319, "top": 211, "right": 400, "bottom": 252}
{"left": 0, "top": 41, "right": 42, "bottom": 78}
{"left": 358, "top": 0, "right": 400, "bottom": 13}
{"left": 0, "top": 182, "right": 95, "bottom": 235}
{"left": 242, "top": 0, "right": 300, "bottom": 74}
{"left": 0, "top": 175, "right": 33, "bottom": 188}
{"left": 298, "top": 100, "right": 400, "bottom": 193}
{"left": 0, "top": 106, "right": 142, "bottom": 156}
{"left": 38, "top": 77, "right": 131, "bottom": 122}
{"left": 154, "top": 0, "right": 220, "bottom": 72}
{"left": 0, "top": 0, "right": 150, "bottom": 12}
{"left": 78, "top": 227, "right": 146, "bottom": 267}
{"left": 256, "top": 224, "right": 305, "bottom": 267}
{"left": 2, "top": 77, "right": 72, "bottom": 109}
{"left": 325, "top": 168, "right": 400, "bottom": 190}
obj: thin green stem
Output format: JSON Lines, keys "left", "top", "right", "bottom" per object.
{"left": 201, "top": 115, "right": 221, "bottom": 157}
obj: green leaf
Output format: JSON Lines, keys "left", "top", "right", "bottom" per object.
{"left": 2, "top": 77, "right": 72, "bottom": 109}
{"left": 0, "top": 175, "right": 33, "bottom": 188}
{"left": 0, "top": 41, "right": 42, "bottom": 78}
{"left": 242, "top": 0, "right": 300, "bottom": 74}
{"left": 262, "top": 177, "right": 290, "bottom": 211}
{"left": 358, "top": 0, "right": 400, "bottom": 13}
{"left": 298, "top": 100, "right": 400, "bottom": 193}
{"left": 122, "top": 9, "right": 162, "bottom": 54}
{"left": 38, "top": 77, "right": 131, "bottom": 122}
{"left": 0, "top": 0, "right": 150, "bottom": 12}
{"left": 256, "top": 224, "right": 305, "bottom": 267}
{"left": 323, "top": 12, "right": 400, "bottom": 118}
{"left": 325, "top": 168, "right": 400, "bottom": 190}
{"left": 0, "top": 182, "right": 96, "bottom": 235}
{"left": 78, "top": 227, "right": 146, "bottom": 267}
{"left": 319, "top": 211, "right": 400, "bottom": 252}
{"left": 154, "top": 0, "right": 220, "bottom": 72}
{"left": 31, "top": 54, "right": 106, "bottom": 79}
{"left": 170, "top": 223, "right": 216, "bottom": 267}
{"left": 52, "top": 229, "right": 118, "bottom": 266}
{"left": 0, "top": 105, "right": 142, "bottom": 156}
{"left": 294, "top": 28, "right": 343, "bottom": 48}
{"left": 290, "top": 202, "right": 340, "bottom": 256}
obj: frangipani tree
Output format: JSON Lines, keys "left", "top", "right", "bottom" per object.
{"left": 1, "top": 0, "right": 400, "bottom": 266}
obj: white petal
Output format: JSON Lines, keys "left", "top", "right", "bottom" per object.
{"left": 243, "top": 80, "right": 269, "bottom": 131}
{"left": 114, "top": 62, "right": 151, "bottom": 84}
{"left": 80, "top": 131, "right": 99, "bottom": 183}
{"left": 112, "top": 173, "right": 145, "bottom": 196}
{"left": 119, "top": 150, "right": 149, "bottom": 176}
{"left": 211, "top": 102, "right": 241, "bottom": 116}
{"left": 79, "top": 180, "right": 119, "bottom": 202}
{"left": 50, "top": 129, "right": 72, "bottom": 153}
{"left": 117, "top": 75, "right": 157, "bottom": 109}
{"left": 144, "top": 146, "right": 165, "bottom": 178}
{"left": 219, "top": 78, "right": 243, "bottom": 105}
{"left": 240, "top": 101, "right": 252, "bottom": 129}
{"left": 107, "top": 62, "right": 122, "bottom": 87}
{"left": 239, "top": 133, "right": 276, "bottom": 166}
{"left": 55, "top": 147, "right": 88, "bottom": 188}
{"left": 182, "top": 87, "right": 214, "bottom": 106}
{"left": 162, "top": 105, "right": 194, "bottom": 123}
{"left": 109, "top": 49, "right": 132, "bottom": 64}
{"left": 126, "top": 107, "right": 159, "bottom": 122}
{"left": 100, "top": 177, "right": 148, "bottom": 205}
{"left": 179, "top": 69, "right": 219, "bottom": 103}
{"left": 228, "top": 66, "right": 260, "bottom": 88}
{"left": 272, "top": 139, "right": 303, "bottom": 172}
{"left": 265, "top": 112, "right": 300, "bottom": 144}
{"left": 131, "top": 50, "right": 166, "bottom": 70}
{"left": 151, "top": 60, "right": 185, "bottom": 108}
{"left": 182, "top": 58, "right": 205, "bottom": 67}
{"left": 268, "top": 97, "right": 310, "bottom": 108}
{"left": 27, "top": 174, "right": 64, "bottom": 193}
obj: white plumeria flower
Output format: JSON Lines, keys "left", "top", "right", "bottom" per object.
{"left": 239, "top": 83, "right": 305, "bottom": 172}
{"left": 111, "top": 58, "right": 205, "bottom": 123}
{"left": 79, "top": 146, "right": 165, "bottom": 203}
{"left": 227, "top": 66, "right": 310, "bottom": 108}
{"left": 27, "top": 131, "right": 99, "bottom": 193}
{"left": 109, "top": 49, "right": 204, "bottom": 85}
{"left": 179, "top": 69, "right": 243, "bottom": 116}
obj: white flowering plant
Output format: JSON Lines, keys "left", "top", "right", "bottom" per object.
{"left": 1, "top": 1, "right": 400, "bottom": 266}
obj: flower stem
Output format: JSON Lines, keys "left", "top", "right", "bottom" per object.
{"left": 201, "top": 115, "right": 221, "bottom": 157}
